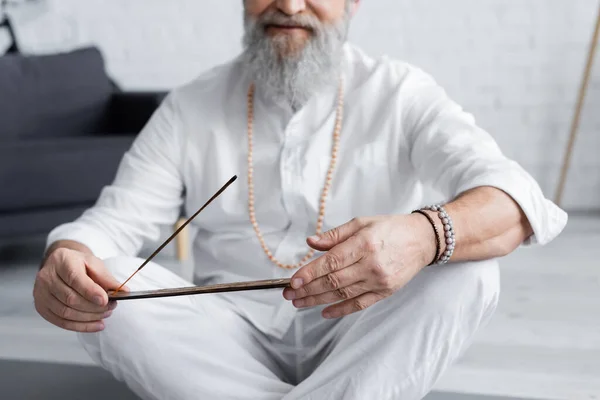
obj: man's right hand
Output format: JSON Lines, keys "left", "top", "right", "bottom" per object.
{"left": 34, "top": 248, "right": 125, "bottom": 333}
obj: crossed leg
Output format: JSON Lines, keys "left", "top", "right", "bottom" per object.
{"left": 79, "top": 257, "right": 499, "bottom": 400}
{"left": 78, "top": 256, "right": 293, "bottom": 400}
{"left": 284, "top": 259, "right": 500, "bottom": 400}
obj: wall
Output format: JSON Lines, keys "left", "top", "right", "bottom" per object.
{"left": 3, "top": 0, "right": 599, "bottom": 210}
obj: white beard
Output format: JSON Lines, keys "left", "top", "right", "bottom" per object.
{"left": 242, "top": 7, "right": 351, "bottom": 110}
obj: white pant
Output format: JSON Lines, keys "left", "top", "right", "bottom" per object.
{"left": 79, "top": 257, "right": 499, "bottom": 400}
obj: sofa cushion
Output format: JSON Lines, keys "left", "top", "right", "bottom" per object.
{"left": 0, "top": 47, "right": 113, "bottom": 141}
{"left": 0, "top": 205, "right": 92, "bottom": 238}
{"left": 0, "top": 135, "right": 135, "bottom": 212}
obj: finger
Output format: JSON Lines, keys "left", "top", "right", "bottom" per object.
{"left": 292, "top": 283, "right": 370, "bottom": 309}
{"left": 307, "top": 218, "right": 366, "bottom": 251}
{"left": 86, "top": 259, "right": 129, "bottom": 292}
{"left": 50, "top": 274, "right": 116, "bottom": 313}
{"left": 57, "top": 259, "right": 110, "bottom": 307}
{"left": 284, "top": 262, "right": 365, "bottom": 300}
{"left": 322, "top": 292, "right": 384, "bottom": 319}
{"left": 291, "top": 234, "right": 365, "bottom": 289}
{"left": 45, "top": 291, "right": 114, "bottom": 322}
{"left": 40, "top": 307, "right": 105, "bottom": 333}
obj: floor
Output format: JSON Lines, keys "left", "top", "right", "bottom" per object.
{"left": 0, "top": 214, "right": 598, "bottom": 399}
{"left": 0, "top": 359, "right": 523, "bottom": 400}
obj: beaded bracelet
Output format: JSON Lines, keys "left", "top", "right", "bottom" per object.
{"left": 411, "top": 210, "right": 441, "bottom": 266}
{"left": 423, "top": 205, "right": 455, "bottom": 264}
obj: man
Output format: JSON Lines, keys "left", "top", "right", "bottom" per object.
{"left": 33, "top": 0, "right": 567, "bottom": 399}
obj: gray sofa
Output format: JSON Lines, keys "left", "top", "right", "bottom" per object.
{"left": 0, "top": 47, "right": 167, "bottom": 239}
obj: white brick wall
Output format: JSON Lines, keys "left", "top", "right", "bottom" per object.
{"left": 3, "top": 0, "right": 599, "bottom": 210}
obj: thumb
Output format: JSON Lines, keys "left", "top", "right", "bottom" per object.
{"left": 307, "top": 218, "right": 364, "bottom": 251}
{"left": 86, "top": 259, "right": 129, "bottom": 292}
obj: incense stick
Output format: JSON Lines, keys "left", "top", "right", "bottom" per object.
{"left": 112, "top": 175, "right": 238, "bottom": 294}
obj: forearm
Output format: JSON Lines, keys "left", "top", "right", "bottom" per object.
{"left": 421, "top": 186, "right": 533, "bottom": 263}
{"left": 41, "top": 240, "right": 94, "bottom": 270}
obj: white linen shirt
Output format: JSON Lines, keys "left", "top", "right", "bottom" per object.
{"left": 47, "top": 44, "right": 567, "bottom": 339}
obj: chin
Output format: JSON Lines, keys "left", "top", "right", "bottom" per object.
{"left": 269, "top": 36, "right": 309, "bottom": 59}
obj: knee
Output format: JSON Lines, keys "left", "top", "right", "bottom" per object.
{"left": 77, "top": 309, "right": 153, "bottom": 385}
{"left": 77, "top": 298, "right": 161, "bottom": 375}
{"left": 458, "top": 258, "right": 500, "bottom": 319}
{"left": 423, "top": 258, "right": 500, "bottom": 325}
{"left": 77, "top": 332, "right": 104, "bottom": 367}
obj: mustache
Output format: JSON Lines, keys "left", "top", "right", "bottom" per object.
{"left": 254, "top": 10, "right": 322, "bottom": 31}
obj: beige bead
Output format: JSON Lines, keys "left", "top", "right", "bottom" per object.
{"left": 246, "top": 79, "right": 344, "bottom": 269}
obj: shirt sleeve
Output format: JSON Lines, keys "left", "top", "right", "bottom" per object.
{"left": 401, "top": 65, "right": 567, "bottom": 246}
{"left": 46, "top": 92, "right": 185, "bottom": 259}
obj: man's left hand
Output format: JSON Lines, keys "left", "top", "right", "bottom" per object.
{"left": 283, "top": 214, "right": 436, "bottom": 319}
